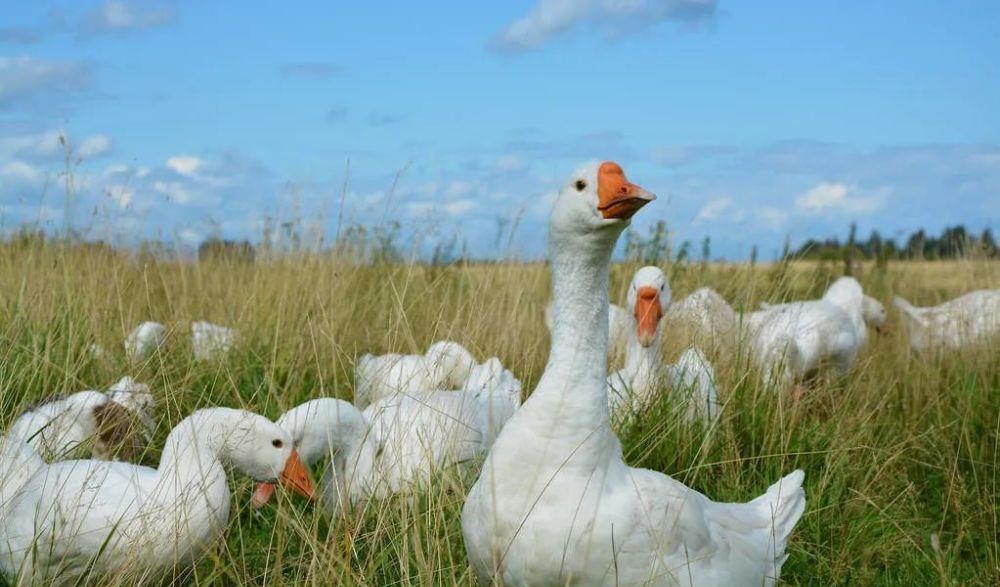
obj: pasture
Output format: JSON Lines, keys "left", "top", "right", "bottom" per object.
{"left": 0, "top": 242, "right": 996, "bottom": 586}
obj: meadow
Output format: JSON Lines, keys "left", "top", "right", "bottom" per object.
{"left": 0, "top": 241, "right": 996, "bottom": 586}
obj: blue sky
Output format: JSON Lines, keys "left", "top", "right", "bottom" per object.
{"left": 1, "top": 0, "right": 998, "bottom": 259}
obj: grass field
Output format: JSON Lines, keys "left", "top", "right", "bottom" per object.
{"left": 0, "top": 242, "right": 997, "bottom": 586}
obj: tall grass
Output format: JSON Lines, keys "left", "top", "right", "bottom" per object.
{"left": 0, "top": 241, "right": 996, "bottom": 586}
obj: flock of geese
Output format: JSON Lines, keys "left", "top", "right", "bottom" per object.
{"left": 1, "top": 161, "right": 998, "bottom": 585}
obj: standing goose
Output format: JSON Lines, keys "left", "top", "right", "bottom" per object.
{"left": 462, "top": 161, "right": 805, "bottom": 586}
{"left": 607, "top": 266, "right": 721, "bottom": 426}
{"left": 893, "top": 290, "right": 1000, "bottom": 353}
{"left": 253, "top": 363, "right": 521, "bottom": 514}
{"left": 0, "top": 408, "right": 313, "bottom": 585}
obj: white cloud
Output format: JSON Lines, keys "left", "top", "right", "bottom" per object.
{"left": 694, "top": 197, "right": 733, "bottom": 222}
{"left": 178, "top": 228, "right": 202, "bottom": 244}
{"left": 103, "top": 163, "right": 130, "bottom": 177}
{"left": 1, "top": 160, "right": 43, "bottom": 183}
{"left": 0, "top": 130, "right": 112, "bottom": 160}
{"left": 0, "top": 129, "right": 64, "bottom": 159}
{"left": 795, "top": 182, "right": 886, "bottom": 215}
{"left": 78, "top": 134, "right": 112, "bottom": 158}
{"left": 82, "top": 1, "right": 173, "bottom": 35}
{"left": 106, "top": 184, "right": 133, "bottom": 208}
{"left": 153, "top": 180, "right": 194, "bottom": 204}
{"left": 166, "top": 155, "right": 202, "bottom": 177}
{"left": 492, "top": 0, "right": 717, "bottom": 52}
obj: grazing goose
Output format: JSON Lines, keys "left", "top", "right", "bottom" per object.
{"left": 462, "top": 161, "right": 804, "bottom": 586}
{"left": 545, "top": 300, "right": 630, "bottom": 360}
{"left": 253, "top": 366, "right": 520, "bottom": 514}
{"left": 8, "top": 381, "right": 156, "bottom": 462}
{"left": 353, "top": 340, "right": 478, "bottom": 409}
{"left": 670, "top": 279, "right": 866, "bottom": 390}
{"left": 0, "top": 408, "right": 313, "bottom": 585}
{"left": 607, "top": 266, "right": 721, "bottom": 426}
{"left": 753, "top": 277, "right": 867, "bottom": 385}
{"left": 124, "top": 321, "right": 167, "bottom": 362}
{"left": 761, "top": 293, "right": 887, "bottom": 332}
{"left": 894, "top": 290, "right": 1000, "bottom": 353}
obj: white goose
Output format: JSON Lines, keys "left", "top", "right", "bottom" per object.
{"left": 105, "top": 376, "right": 157, "bottom": 434}
{"left": 670, "top": 279, "right": 867, "bottom": 389}
{"left": 607, "top": 266, "right": 721, "bottom": 426}
{"left": 894, "top": 289, "right": 1000, "bottom": 353}
{"left": 353, "top": 340, "right": 478, "bottom": 409}
{"left": 191, "top": 321, "right": 238, "bottom": 361}
{"left": 0, "top": 435, "right": 44, "bottom": 514}
{"left": 8, "top": 380, "right": 156, "bottom": 462}
{"left": 0, "top": 408, "right": 313, "bottom": 585}
{"left": 462, "top": 161, "right": 804, "bottom": 586}
{"left": 124, "top": 321, "right": 167, "bottom": 362}
{"left": 546, "top": 300, "right": 630, "bottom": 360}
{"left": 253, "top": 362, "right": 521, "bottom": 514}
{"left": 761, "top": 293, "right": 887, "bottom": 332}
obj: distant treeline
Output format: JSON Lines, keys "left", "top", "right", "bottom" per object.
{"left": 791, "top": 224, "right": 998, "bottom": 261}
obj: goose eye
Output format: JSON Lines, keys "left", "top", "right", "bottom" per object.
{"left": 272, "top": 439, "right": 283, "bottom": 449}
{"left": 575, "top": 180, "right": 586, "bottom": 191}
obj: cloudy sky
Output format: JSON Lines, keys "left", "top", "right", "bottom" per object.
{"left": 1, "top": 1, "right": 998, "bottom": 259}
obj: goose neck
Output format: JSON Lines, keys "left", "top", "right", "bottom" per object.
{"left": 533, "top": 232, "right": 619, "bottom": 423}
{"left": 623, "top": 328, "right": 661, "bottom": 383}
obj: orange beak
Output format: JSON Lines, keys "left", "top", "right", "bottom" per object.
{"left": 251, "top": 449, "right": 314, "bottom": 508}
{"left": 634, "top": 286, "right": 663, "bottom": 347}
{"left": 597, "top": 161, "right": 656, "bottom": 220}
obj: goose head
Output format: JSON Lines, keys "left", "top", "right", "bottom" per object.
{"left": 862, "top": 295, "right": 888, "bottom": 332}
{"left": 251, "top": 398, "right": 366, "bottom": 507}
{"left": 627, "top": 266, "right": 671, "bottom": 347}
{"left": 107, "top": 376, "right": 157, "bottom": 434}
{"left": 550, "top": 161, "right": 655, "bottom": 247}
{"left": 214, "top": 411, "right": 313, "bottom": 504}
